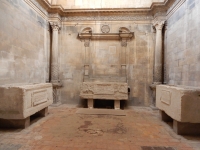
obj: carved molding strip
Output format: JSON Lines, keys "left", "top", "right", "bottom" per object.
{"left": 166, "top": 0, "right": 186, "bottom": 19}
{"left": 36, "top": 0, "right": 175, "bottom": 16}
{"left": 24, "top": 0, "right": 177, "bottom": 22}
{"left": 62, "top": 15, "right": 154, "bottom": 21}
{"left": 78, "top": 27, "right": 134, "bottom": 41}
{"left": 37, "top": 0, "right": 172, "bottom": 14}
{"left": 24, "top": 0, "right": 48, "bottom": 21}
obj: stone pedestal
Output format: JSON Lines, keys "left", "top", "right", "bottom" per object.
{"left": 160, "top": 110, "right": 173, "bottom": 122}
{"left": 114, "top": 101, "right": 120, "bottom": 110}
{"left": 37, "top": 107, "right": 48, "bottom": 117}
{"left": 0, "top": 117, "right": 30, "bottom": 129}
{"left": 173, "top": 120, "right": 200, "bottom": 135}
{"left": 0, "top": 107, "right": 48, "bottom": 129}
{"left": 87, "top": 99, "right": 94, "bottom": 109}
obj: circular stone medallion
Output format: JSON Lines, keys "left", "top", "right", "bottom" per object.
{"left": 101, "top": 25, "right": 110, "bottom": 33}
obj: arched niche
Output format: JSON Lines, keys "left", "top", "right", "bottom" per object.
{"left": 81, "top": 27, "right": 92, "bottom": 33}
{"left": 119, "top": 27, "right": 131, "bottom": 33}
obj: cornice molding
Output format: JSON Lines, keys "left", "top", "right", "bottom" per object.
{"left": 24, "top": 0, "right": 48, "bottom": 21}
{"left": 78, "top": 27, "right": 134, "bottom": 41}
{"left": 62, "top": 15, "right": 154, "bottom": 22}
{"left": 24, "top": 0, "right": 178, "bottom": 22}
{"left": 166, "top": 0, "right": 186, "bottom": 19}
{"left": 36, "top": 0, "right": 175, "bottom": 16}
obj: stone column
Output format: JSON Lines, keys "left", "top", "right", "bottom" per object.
{"left": 50, "top": 21, "right": 62, "bottom": 105}
{"left": 150, "top": 20, "right": 165, "bottom": 108}
{"left": 84, "top": 39, "right": 90, "bottom": 76}
{"left": 121, "top": 39, "right": 127, "bottom": 76}
{"left": 153, "top": 21, "right": 165, "bottom": 84}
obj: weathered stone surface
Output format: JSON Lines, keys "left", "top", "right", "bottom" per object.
{"left": 80, "top": 82, "right": 128, "bottom": 100}
{"left": 0, "top": 83, "right": 53, "bottom": 119}
{"left": 165, "top": 0, "right": 200, "bottom": 87}
{"left": 156, "top": 85, "right": 200, "bottom": 123}
{"left": 60, "top": 23, "right": 154, "bottom": 106}
{"left": 0, "top": 0, "right": 50, "bottom": 85}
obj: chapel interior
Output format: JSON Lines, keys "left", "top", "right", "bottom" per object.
{"left": 0, "top": 0, "right": 200, "bottom": 149}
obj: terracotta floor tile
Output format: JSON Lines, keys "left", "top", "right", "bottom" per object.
{"left": 0, "top": 106, "right": 199, "bottom": 150}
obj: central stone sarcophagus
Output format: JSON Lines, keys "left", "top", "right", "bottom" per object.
{"left": 80, "top": 82, "right": 128, "bottom": 109}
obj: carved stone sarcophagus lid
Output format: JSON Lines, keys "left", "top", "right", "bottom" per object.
{"left": 80, "top": 82, "right": 128, "bottom": 100}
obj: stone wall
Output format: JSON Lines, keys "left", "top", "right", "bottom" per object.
{"left": 0, "top": 0, "right": 50, "bottom": 85}
{"left": 165, "top": 0, "right": 200, "bottom": 86}
{"left": 59, "top": 21, "right": 155, "bottom": 106}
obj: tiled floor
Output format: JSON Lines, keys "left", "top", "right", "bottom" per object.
{"left": 0, "top": 105, "right": 200, "bottom": 150}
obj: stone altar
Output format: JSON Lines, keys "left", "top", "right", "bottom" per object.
{"left": 156, "top": 85, "right": 200, "bottom": 135}
{"left": 0, "top": 83, "right": 53, "bottom": 128}
{"left": 80, "top": 82, "right": 128, "bottom": 109}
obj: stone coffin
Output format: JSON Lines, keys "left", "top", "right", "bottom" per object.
{"left": 0, "top": 83, "right": 53, "bottom": 120}
{"left": 80, "top": 82, "right": 128, "bottom": 100}
{"left": 156, "top": 85, "right": 200, "bottom": 135}
{"left": 156, "top": 85, "right": 200, "bottom": 123}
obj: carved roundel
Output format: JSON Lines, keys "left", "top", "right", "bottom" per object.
{"left": 101, "top": 25, "right": 110, "bottom": 33}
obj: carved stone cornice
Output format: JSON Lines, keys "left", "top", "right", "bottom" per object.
{"left": 35, "top": 0, "right": 175, "bottom": 19}
{"left": 79, "top": 26, "right": 133, "bottom": 40}
{"left": 62, "top": 15, "right": 154, "bottom": 21}
{"left": 79, "top": 32, "right": 134, "bottom": 41}
{"left": 24, "top": 0, "right": 179, "bottom": 22}
{"left": 167, "top": 0, "right": 186, "bottom": 19}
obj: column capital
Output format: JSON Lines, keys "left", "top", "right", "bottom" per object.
{"left": 49, "top": 21, "right": 61, "bottom": 31}
{"left": 153, "top": 20, "right": 165, "bottom": 30}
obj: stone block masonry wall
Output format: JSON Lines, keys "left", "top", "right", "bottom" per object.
{"left": 59, "top": 22, "right": 154, "bottom": 106}
{"left": 0, "top": 0, "right": 50, "bottom": 85}
{"left": 165, "top": 0, "right": 200, "bottom": 86}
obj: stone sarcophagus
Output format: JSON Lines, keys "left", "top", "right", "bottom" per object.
{"left": 156, "top": 85, "right": 200, "bottom": 135}
{"left": 0, "top": 83, "right": 53, "bottom": 128}
{"left": 80, "top": 82, "right": 128, "bottom": 109}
